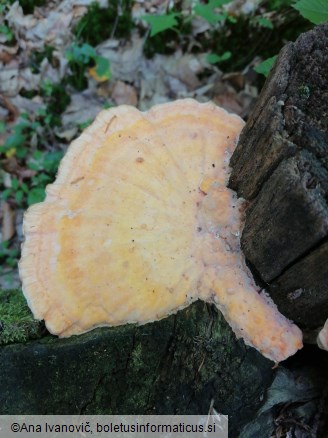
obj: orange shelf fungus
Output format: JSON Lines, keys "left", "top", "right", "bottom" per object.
{"left": 19, "top": 99, "right": 303, "bottom": 362}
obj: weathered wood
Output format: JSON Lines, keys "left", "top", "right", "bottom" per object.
{"left": 269, "top": 240, "right": 328, "bottom": 328}
{"left": 241, "top": 151, "right": 328, "bottom": 282}
{"left": 229, "top": 24, "right": 328, "bottom": 199}
{"left": 228, "top": 24, "right": 328, "bottom": 329}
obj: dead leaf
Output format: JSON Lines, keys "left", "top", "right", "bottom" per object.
{"left": 6, "top": 2, "right": 37, "bottom": 31}
{"left": 10, "top": 94, "right": 44, "bottom": 115}
{"left": 1, "top": 201, "right": 16, "bottom": 241}
{"left": 25, "top": 11, "right": 73, "bottom": 48}
{"left": 222, "top": 72, "right": 246, "bottom": 91}
{"left": 88, "top": 66, "right": 110, "bottom": 84}
{"left": 0, "top": 62, "right": 41, "bottom": 96}
{"left": 40, "top": 57, "right": 62, "bottom": 83}
{"left": 54, "top": 126, "right": 78, "bottom": 142}
{"left": 97, "top": 34, "right": 144, "bottom": 83}
{"left": 2, "top": 157, "right": 36, "bottom": 181}
{"left": 15, "top": 208, "right": 24, "bottom": 241}
{"left": 0, "top": 44, "right": 19, "bottom": 64}
{"left": 0, "top": 95, "right": 20, "bottom": 122}
{"left": 61, "top": 91, "right": 106, "bottom": 128}
{"left": 0, "top": 62, "right": 20, "bottom": 96}
{"left": 111, "top": 81, "right": 138, "bottom": 106}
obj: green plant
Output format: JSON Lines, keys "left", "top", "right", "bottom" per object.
{"left": 2, "top": 178, "right": 29, "bottom": 206}
{"left": 254, "top": 55, "right": 278, "bottom": 77}
{"left": 66, "top": 42, "right": 111, "bottom": 90}
{"left": 40, "top": 81, "right": 70, "bottom": 125}
{"left": 142, "top": 13, "right": 180, "bottom": 37}
{"left": 252, "top": 16, "right": 274, "bottom": 29}
{"left": 0, "top": 113, "right": 38, "bottom": 159}
{"left": 194, "top": 0, "right": 235, "bottom": 25}
{"left": 254, "top": 0, "right": 326, "bottom": 78}
{"left": 292, "top": 0, "right": 328, "bottom": 24}
{"left": 0, "top": 23, "right": 14, "bottom": 42}
{"left": 0, "top": 241, "right": 19, "bottom": 268}
{"left": 0, "top": 110, "right": 65, "bottom": 209}
{"left": 30, "top": 45, "right": 55, "bottom": 74}
{"left": 207, "top": 51, "right": 232, "bottom": 64}
{"left": 74, "top": 0, "right": 134, "bottom": 44}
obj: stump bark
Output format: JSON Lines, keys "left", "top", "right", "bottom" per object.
{"left": 229, "top": 23, "right": 328, "bottom": 329}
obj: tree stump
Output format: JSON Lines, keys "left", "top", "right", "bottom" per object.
{"left": 229, "top": 23, "right": 328, "bottom": 329}
{"left": 0, "top": 290, "right": 273, "bottom": 437}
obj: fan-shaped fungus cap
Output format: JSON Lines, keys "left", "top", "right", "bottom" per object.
{"left": 19, "top": 99, "right": 303, "bottom": 363}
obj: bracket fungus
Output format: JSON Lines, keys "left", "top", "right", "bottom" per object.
{"left": 19, "top": 99, "right": 302, "bottom": 363}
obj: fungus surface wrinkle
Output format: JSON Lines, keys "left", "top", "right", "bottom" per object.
{"left": 19, "top": 99, "right": 303, "bottom": 362}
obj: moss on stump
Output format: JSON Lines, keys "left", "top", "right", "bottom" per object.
{"left": 0, "top": 288, "right": 274, "bottom": 436}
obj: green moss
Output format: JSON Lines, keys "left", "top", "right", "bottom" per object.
{"left": 74, "top": 1, "right": 134, "bottom": 46}
{"left": 0, "top": 289, "right": 44, "bottom": 345}
{"left": 298, "top": 84, "right": 310, "bottom": 99}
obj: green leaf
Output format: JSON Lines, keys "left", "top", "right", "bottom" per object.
{"left": 27, "top": 163, "right": 38, "bottom": 171}
{"left": 194, "top": 0, "right": 231, "bottom": 24}
{"left": 0, "top": 120, "right": 5, "bottom": 133}
{"left": 207, "top": 51, "right": 232, "bottom": 64}
{"left": 2, "top": 133, "right": 26, "bottom": 150}
{"left": 95, "top": 56, "right": 111, "bottom": 79}
{"left": 2, "top": 188, "right": 12, "bottom": 200}
{"left": 11, "top": 178, "right": 19, "bottom": 190}
{"left": 28, "top": 187, "right": 46, "bottom": 205}
{"left": 80, "top": 43, "right": 96, "bottom": 60}
{"left": 293, "top": 0, "right": 328, "bottom": 24}
{"left": 0, "top": 24, "right": 14, "bottom": 42}
{"left": 194, "top": 4, "right": 225, "bottom": 24}
{"left": 256, "top": 17, "right": 274, "bottom": 29}
{"left": 66, "top": 43, "right": 96, "bottom": 63}
{"left": 254, "top": 55, "right": 278, "bottom": 77}
{"left": 16, "top": 147, "right": 28, "bottom": 159}
{"left": 33, "top": 150, "right": 43, "bottom": 160}
{"left": 43, "top": 151, "right": 64, "bottom": 173}
{"left": 15, "top": 190, "right": 24, "bottom": 204}
{"left": 21, "top": 182, "right": 29, "bottom": 194}
{"left": 142, "top": 13, "right": 180, "bottom": 37}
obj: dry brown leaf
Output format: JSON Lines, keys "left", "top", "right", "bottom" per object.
{"left": 0, "top": 95, "right": 20, "bottom": 122}
{"left": 1, "top": 201, "right": 16, "bottom": 241}
{"left": 57, "top": 0, "right": 108, "bottom": 14}
{"left": 0, "top": 62, "right": 20, "bottom": 96}
{"left": 6, "top": 2, "right": 37, "bottom": 31}
{"left": 39, "top": 58, "right": 62, "bottom": 83}
{"left": 10, "top": 94, "right": 44, "bottom": 115}
{"left": 0, "top": 62, "right": 41, "bottom": 96}
{"left": 111, "top": 81, "right": 138, "bottom": 106}
{"left": 0, "top": 44, "right": 19, "bottom": 64}
{"left": 61, "top": 92, "right": 106, "bottom": 128}
{"left": 54, "top": 127, "right": 78, "bottom": 142}
{"left": 97, "top": 34, "right": 144, "bottom": 83}
{"left": 25, "top": 11, "right": 73, "bottom": 48}
{"left": 2, "top": 157, "right": 36, "bottom": 181}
